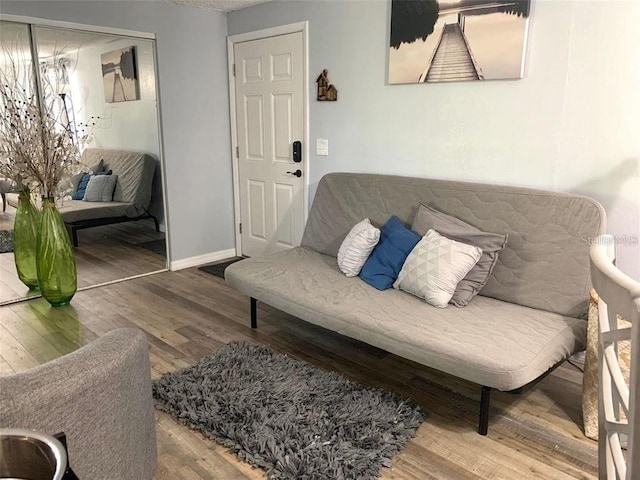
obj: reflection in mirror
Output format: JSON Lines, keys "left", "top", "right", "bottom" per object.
{"left": 0, "top": 21, "right": 168, "bottom": 305}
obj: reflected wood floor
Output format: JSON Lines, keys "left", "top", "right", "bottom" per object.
{"left": 0, "top": 204, "right": 166, "bottom": 304}
{"left": 0, "top": 267, "right": 598, "bottom": 479}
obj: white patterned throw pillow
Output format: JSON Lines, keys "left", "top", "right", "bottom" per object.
{"left": 337, "top": 218, "right": 381, "bottom": 277}
{"left": 393, "top": 229, "right": 483, "bottom": 308}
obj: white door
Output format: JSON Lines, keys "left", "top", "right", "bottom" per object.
{"left": 234, "top": 32, "right": 305, "bottom": 257}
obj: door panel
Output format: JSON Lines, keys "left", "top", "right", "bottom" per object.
{"left": 274, "top": 182, "right": 294, "bottom": 247}
{"left": 243, "top": 56, "right": 263, "bottom": 83}
{"left": 272, "top": 93, "right": 293, "bottom": 162}
{"left": 271, "top": 52, "right": 292, "bottom": 81}
{"left": 244, "top": 95, "right": 264, "bottom": 159}
{"left": 235, "top": 31, "right": 304, "bottom": 257}
{"left": 248, "top": 180, "right": 266, "bottom": 240}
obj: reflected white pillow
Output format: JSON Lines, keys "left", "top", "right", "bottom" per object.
{"left": 393, "top": 229, "right": 482, "bottom": 308}
{"left": 337, "top": 218, "right": 380, "bottom": 277}
{"left": 84, "top": 174, "right": 117, "bottom": 202}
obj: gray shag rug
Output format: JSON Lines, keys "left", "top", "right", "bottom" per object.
{"left": 0, "top": 230, "right": 13, "bottom": 253}
{"left": 153, "top": 341, "right": 425, "bottom": 479}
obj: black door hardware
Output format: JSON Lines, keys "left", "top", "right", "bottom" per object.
{"left": 293, "top": 141, "right": 302, "bottom": 162}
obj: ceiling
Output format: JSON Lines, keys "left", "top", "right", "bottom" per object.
{"left": 1, "top": 0, "right": 270, "bottom": 62}
{"left": 166, "top": 0, "right": 271, "bottom": 12}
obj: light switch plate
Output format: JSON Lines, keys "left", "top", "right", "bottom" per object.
{"left": 316, "top": 138, "right": 329, "bottom": 156}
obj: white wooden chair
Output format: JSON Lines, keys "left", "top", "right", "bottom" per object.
{"left": 589, "top": 235, "right": 640, "bottom": 479}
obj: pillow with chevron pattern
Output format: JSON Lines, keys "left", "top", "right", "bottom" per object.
{"left": 393, "top": 229, "right": 482, "bottom": 308}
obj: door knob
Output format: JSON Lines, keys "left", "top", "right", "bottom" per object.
{"left": 286, "top": 169, "right": 302, "bottom": 178}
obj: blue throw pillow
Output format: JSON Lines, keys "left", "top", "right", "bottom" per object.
{"left": 71, "top": 173, "right": 91, "bottom": 200}
{"left": 359, "top": 216, "right": 421, "bottom": 290}
{"left": 71, "top": 170, "right": 112, "bottom": 200}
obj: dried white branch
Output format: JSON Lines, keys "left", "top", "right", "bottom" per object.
{"left": 0, "top": 44, "right": 96, "bottom": 199}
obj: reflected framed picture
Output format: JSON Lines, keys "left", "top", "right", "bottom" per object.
{"left": 101, "top": 46, "right": 139, "bottom": 102}
{"left": 388, "top": 0, "right": 531, "bottom": 84}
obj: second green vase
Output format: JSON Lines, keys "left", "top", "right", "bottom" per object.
{"left": 37, "top": 197, "right": 77, "bottom": 307}
{"left": 13, "top": 193, "right": 40, "bottom": 290}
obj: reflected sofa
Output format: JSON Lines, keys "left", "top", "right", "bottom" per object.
{"left": 8, "top": 148, "right": 159, "bottom": 246}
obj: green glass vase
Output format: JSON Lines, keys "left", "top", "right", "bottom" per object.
{"left": 37, "top": 197, "right": 77, "bottom": 307}
{"left": 13, "top": 193, "right": 40, "bottom": 290}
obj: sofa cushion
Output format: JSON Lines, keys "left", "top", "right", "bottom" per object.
{"left": 301, "top": 173, "right": 605, "bottom": 318}
{"left": 359, "top": 216, "right": 420, "bottom": 290}
{"left": 57, "top": 200, "right": 132, "bottom": 223}
{"left": 84, "top": 175, "right": 118, "bottom": 202}
{"left": 394, "top": 229, "right": 482, "bottom": 308}
{"left": 337, "top": 218, "right": 380, "bottom": 277}
{"left": 225, "top": 247, "right": 588, "bottom": 391}
{"left": 412, "top": 203, "right": 508, "bottom": 307}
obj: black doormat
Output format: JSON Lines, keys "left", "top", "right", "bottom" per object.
{"left": 199, "top": 257, "right": 244, "bottom": 279}
{"left": 136, "top": 239, "right": 166, "bottom": 255}
{"left": 153, "top": 341, "right": 425, "bottom": 480}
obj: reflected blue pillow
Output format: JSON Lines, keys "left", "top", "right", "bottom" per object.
{"left": 71, "top": 174, "right": 91, "bottom": 200}
{"left": 359, "top": 216, "right": 421, "bottom": 290}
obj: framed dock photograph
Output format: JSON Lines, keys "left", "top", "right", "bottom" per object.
{"left": 101, "top": 46, "right": 139, "bottom": 102}
{"left": 388, "top": 0, "right": 531, "bottom": 84}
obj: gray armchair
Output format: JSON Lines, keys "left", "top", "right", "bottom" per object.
{"left": 0, "top": 328, "right": 157, "bottom": 479}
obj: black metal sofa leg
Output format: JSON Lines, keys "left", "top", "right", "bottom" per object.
{"left": 478, "top": 386, "right": 491, "bottom": 435}
{"left": 150, "top": 213, "right": 160, "bottom": 232}
{"left": 66, "top": 225, "right": 79, "bottom": 247}
{"left": 250, "top": 297, "right": 257, "bottom": 329}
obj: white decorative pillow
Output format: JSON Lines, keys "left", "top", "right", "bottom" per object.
{"left": 393, "top": 229, "right": 482, "bottom": 308}
{"left": 337, "top": 218, "right": 381, "bottom": 277}
{"left": 83, "top": 174, "right": 118, "bottom": 202}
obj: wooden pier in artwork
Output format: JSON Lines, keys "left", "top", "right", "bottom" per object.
{"left": 421, "top": 15, "right": 483, "bottom": 82}
{"left": 422, "top": 22, "right": 481, "bottom": 82}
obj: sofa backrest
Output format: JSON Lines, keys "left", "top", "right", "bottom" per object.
{"left": 302, "top": 173, "right": 606, "bottom": 319}
{"left": 81, "top": 148, "right": 155, "bottom": 217}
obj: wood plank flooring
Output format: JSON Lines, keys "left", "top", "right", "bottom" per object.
{"left": 0, "top": 267, "right": 598, "bottom": 479}
{"left": 0, "top": 204, "right": 166, "bottom": 304}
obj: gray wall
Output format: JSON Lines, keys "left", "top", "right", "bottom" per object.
{"left": 0, "top": 1, "right": 234, "bottom": 262}
{"left": 2, "top": 1, "right": 638, "bottom": 278}
{"left": 228, "top": 0, "right": 640, "bottom": 279}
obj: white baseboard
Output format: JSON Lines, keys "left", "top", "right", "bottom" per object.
{"left": 169, "top": 248, "right": 237, "bottom": 271}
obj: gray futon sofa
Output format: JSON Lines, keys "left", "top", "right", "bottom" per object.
{"left": 225, "top": 173, "right": 606, "bottom": 435}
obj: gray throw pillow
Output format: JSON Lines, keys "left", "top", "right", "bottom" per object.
{"left": 89, "top": 158, "right": 104, "bottom": 174}
{"left": 83, "top": 174, "right": 118, "bottom": 202}
{"left": 411, "top": 203, "right": 508, "bottom": 307}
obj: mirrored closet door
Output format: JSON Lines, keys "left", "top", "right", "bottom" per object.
{"left": 0, "top": 20, "right": 168, "bottom": 304}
